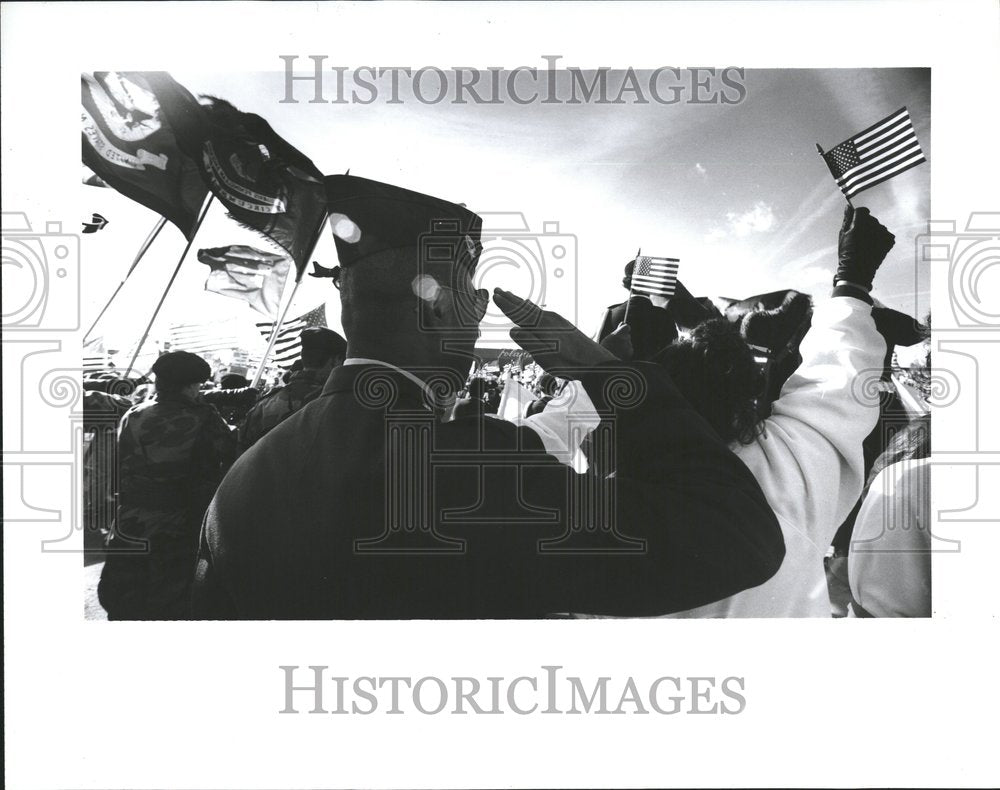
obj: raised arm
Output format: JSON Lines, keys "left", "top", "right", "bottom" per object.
{"left": 490, "top": 289, "right": 784, "bottom": 616}
{"left": 734, "top": 206, "right": 893, "bottom": 537}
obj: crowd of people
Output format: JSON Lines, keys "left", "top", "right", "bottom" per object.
{"left": 83, "top": 173, "right": 932, "bottom": 620}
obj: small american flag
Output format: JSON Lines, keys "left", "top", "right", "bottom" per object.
{"left": 821, "top": 107, "right": 926, "bottom": 200}
{"left": 255, "top": 303, "right": 327, "bottom": 369}
{"left": 631, "top": 256, "right": 680, "bottom": 298}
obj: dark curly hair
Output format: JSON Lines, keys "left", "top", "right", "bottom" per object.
{"left": 622, "top": 259, "right": 635, "bottom": 290}
{"left": 652, "top": 319, "right": 764, "bottom": 445}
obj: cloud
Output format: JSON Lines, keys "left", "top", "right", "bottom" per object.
{"left": 728, "top": 201, "right": 776, "bottom": 236}
{"left": 705, "top": 200, "right": 776, "bottom": 242}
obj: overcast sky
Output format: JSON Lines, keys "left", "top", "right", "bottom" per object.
{"left": 82, "top": 67, "right": 930, "bottom": 359}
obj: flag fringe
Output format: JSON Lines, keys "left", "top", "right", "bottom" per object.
{"left": 223, "top": 212, "right": 290, "bottom": 259}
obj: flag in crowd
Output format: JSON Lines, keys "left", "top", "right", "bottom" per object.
{"left": 83, "top": 336, "right": 109, "bottom": 372}
{"left": 197, "top": 244, "right": 291, "bottom": 318}
{"left": 821, "top": 107, "right": 926, "bottom": 200}
{"left": 255, "top": 304, "right": 328, "bottom": 368}
{"left": 81, "top": 72, "right": 209, "bottom": 239}
{"left": 167, "top": 317, "right": 246, "bottom": 360}
{"left": 145, "top": 73, "right": 328, "bottom": 278}
{"left": 631, "top": 256, "right": 680, "bottom": 297}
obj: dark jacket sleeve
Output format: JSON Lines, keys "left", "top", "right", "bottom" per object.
{"left": 474, "top": 362, "right": 784, "bottom": 616}
{"left": 193, "top": 364, "right": 783, "bottom": 619}
{"left": 191, "top": 521, "right": 238, "bottom": 619}
{"left": 596, "top": 305, "right": 622, "bottom": 342}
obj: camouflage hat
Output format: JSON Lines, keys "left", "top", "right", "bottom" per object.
{"left": 151, "top": 351, "right": 212, "bottom": 386}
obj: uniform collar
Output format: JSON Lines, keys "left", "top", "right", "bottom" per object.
{"left": 322, "top": 360, "right": 445, "bottom": 414}
{"left": 341, "top": 357, "right": 436, "bottom": 401}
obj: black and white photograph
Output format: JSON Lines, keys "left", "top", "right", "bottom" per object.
{"left": 77, "top": 66, "right": 932, "bottom": 621}
{"left": 3, "top": 1, "right": 998, "bottom": 788}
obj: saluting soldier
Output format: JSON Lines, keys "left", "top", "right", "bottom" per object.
{"left": 98, "top": 351, "right": 235, "bottom": 620}
{"left": 192, "top": 175, "right": 783, "bottom": 619}
{"left": 237, "top": 327, "right": 346, "bottom": 453}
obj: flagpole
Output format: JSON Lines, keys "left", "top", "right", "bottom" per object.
{"left": 124, "top": 195, "right": 214, "bottom": 378}
{"left": 816, "top": 143, "right": 854, "bottom": 209}
{"left": 622, "top": 247, "right": 641, "bottom": 326}
{"left": 249, "top": 211, "right": 329, "bottom": 388}
{"left": 83, "top": 216, "right": 168, "bottom": 344}
{"left": 251, "top": 277, "right": 302, "bottom": 389}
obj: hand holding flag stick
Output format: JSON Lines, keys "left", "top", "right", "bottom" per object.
{"left": 622, "top": 251, "right": 681, "bottom": 327}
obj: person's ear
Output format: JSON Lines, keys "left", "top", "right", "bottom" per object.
{"left": 412, "top": 274, "right": 451, "bottom": 327}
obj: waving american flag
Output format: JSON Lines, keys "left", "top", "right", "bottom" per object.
{"left": 821, "top": 107, "right": 926, "bottom": 200}
{"left": 631, "top": 256, "right": 680, "bottom": 298}
{"left": 255, "top": 304, "right": 327, "bottom": 369}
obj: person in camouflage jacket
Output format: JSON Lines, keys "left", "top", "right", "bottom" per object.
{"left": 98, "top": 352, "right": 235, "bottom": 620}
{"left": 237, "top": 327, "right": 345, "bottom": 454}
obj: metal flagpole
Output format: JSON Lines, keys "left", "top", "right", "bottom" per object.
{"left": 83, "top": 216, "right": 168, "bottom": 344}
{"left": 250, "top": 277, "right": 302, "bottom": 389}
{"left": 123, "top": 195, "right": 214, "bottom": 378}
{"left": 249, "top": 211, "right": 329, "bottom": 388}
{"left": 621, "top": 247, "right": 641, "bottom": 326}
{"left": 816, "top": 143, "right": 854, "bottom": 209}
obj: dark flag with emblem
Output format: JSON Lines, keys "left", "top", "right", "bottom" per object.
{"left": 255, "top": 304, "right": 328, "bottom": 369}
{"left": 631, "top": 255, "right": 680, "bottom": 298}
{"left": 148, "top": 77, "right": 328, "bottom": 279}
{"left": 82, "top": 165, "right": 109, "bottom": 188}
{"left": 81, "top": 72, "right": 208, "bottom": 239}
{"left": 821, "top": 107, "right": 926, "bottom": 200}
{"left": 197, "top": 244, "right": 291, "bottom": 318}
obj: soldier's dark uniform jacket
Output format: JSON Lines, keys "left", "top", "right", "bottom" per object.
{"left": 192, "top": 362, "right": 784, "bottom": 619}
{"left": 237, "top": 368, "right": 328, "bottom": 453}
{"left": 98, "top": 392, "right": 235, "bottom": 619}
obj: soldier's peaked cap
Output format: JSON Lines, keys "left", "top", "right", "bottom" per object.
{"left": 324, "top": 174, "right": 482, "bottom": 267}
{"left": 151, "top": 351, "right": 211, "bottom": 386}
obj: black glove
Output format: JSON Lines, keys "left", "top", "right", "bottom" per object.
{"left": 834, "top": 205, "right": 895, "bottom": 291}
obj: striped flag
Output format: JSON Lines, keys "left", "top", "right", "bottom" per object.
{"left": 631, "top": 256, "right": 679, "bottom": 298}
{"left": 821, "top": 107, "right": 926, "bottom": 200}
{"left": 84, "top": 354, "right": 109, "bottom": 373}
{"left": 83, "top": 336, "right": 109, "bottom": 373}
{"left": 167, "top": 318, "right": 243, "bottom": 359}
{"left": 255, "top": 304, "right": 327, "bottom": 369}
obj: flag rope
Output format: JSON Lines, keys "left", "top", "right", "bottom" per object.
{"left": 83, "top": 215, "right": 168, "bottom": 344}
{"left": 124, "top": 194, "right": 215, "bottom": 378}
